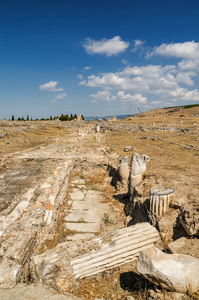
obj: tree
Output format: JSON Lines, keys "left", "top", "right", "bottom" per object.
{"left": 50, "top": 116, "right": 52, "bottom": 120}
{"left": 27, "top": 114, "right": 29, "bottom": 121}
{"left": 81, "top": 115, "right": 84, "bottom": 120}
{"left": 12, "top": 115, "right": 14, "bottom": 121}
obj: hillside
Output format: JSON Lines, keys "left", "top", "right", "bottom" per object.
{"left": 125, "top": 104, "right": 199, "bottom": 120}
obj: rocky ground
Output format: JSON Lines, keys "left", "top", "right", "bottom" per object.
{"left": 0, "top": 110, "right": 198, "bottom": 299}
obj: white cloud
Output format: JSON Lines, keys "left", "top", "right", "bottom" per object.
{"left": 176, "top": 71, "right": 196, "bottom": 86}
{"left": 83, "top": 36, "right": 129, "bottom": 57}
{"left": 84, "top": 66, "right": 92, "bottom": 71}
{"left": 81, "top": 61, "right": 199, "bottom": 107}
{"left": 117, "top": 91, "right": 147, "bottom": 104}
{"left": 168, "top": 87, "right": 199, "bottom": 101}
{"left": 132, "top": 39, "right": 146, "bottom": 53}
{"left": 81, "top": 40, "right": 199, "bottom": 108}
{"left": 90, "top": 90, "right": 116, "bottom": 102}
{"left": 178, "top": 59, "right": 199, "bottom": 70}
{"left": 151, "top": 41, "right": 199, "bottom": 59}
{"left": 39, "top": 81, "right": 63, "bottom": 92}
{"left": 52, "top": 93, "right": 67, "bottom": 102}
{"left": 77, "top": 74, "right": 83, "bottom": 80}
{"left": 122, "top": 59, "right": 128, "bottom": 65}
{"left": 81, "top": 65, "right": 178, "bottom": 93}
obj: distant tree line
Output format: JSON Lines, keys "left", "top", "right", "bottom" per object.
{"left": 163, "top": 104, "right": 199, "bottom": 110}
{"left": 10, "top": 113, "right": 84, "bottom": 121}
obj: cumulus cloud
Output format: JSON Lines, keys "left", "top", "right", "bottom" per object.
{"left": 90, "top": 89, "right": 147, "bottom": 106}
{"left": 81, "top": 64, "right": 178, "bottom": 93}
{"left": 117, "top": 91, "right": 147, "bottom": 104}
{"left": 39, "top": 81, "right": 63, "bottom": 92}
{"left": 176, "top": 71, "right": 196, "bottom": 86}
{"left": 83, "top": 36, "right": 129, "bottom": 57}
{"left": 52, "top": 93, "right": 67, "bottom": 102}
{"left": 80, "top": 40, "right": 199, "bottom": 108}
{"left": 80, "top": 61, "right": 199, "bottom": 106}
{"left": 84, "top": 66, "right": 92, "bottom": 71}
{"left": 132, "top": 39, "right": 146, "bottom": 53}
{"left": 90, "top": 90, "right": 116, "bottom": 102}
{"left": 77, "top": 74, "right": 83, "bottom": 80}
{"left": 151, "top": 41, "right": 199, "bottom": 59}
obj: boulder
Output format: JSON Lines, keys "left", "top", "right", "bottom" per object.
{"left": 124, "top": 146, "right": 133, "bottom": 152}
{"left": 137, "top": 247, "right": 199, "bottom": 293}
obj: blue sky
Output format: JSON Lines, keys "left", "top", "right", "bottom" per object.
{"left": 1, "top": 0, "right": 199, "bottom": 119}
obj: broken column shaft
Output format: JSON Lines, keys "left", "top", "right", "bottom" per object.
{"left": 149, "top": 186, "right": 175, "bottom": 218}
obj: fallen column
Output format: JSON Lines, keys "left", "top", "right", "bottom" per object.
{"left": 71, "top": 222, "right": 160, "bottom": 279}
{"left": 30, "top": 222, "right": 160, "bottom": 292}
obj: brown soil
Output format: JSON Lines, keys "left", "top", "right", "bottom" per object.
{"left": 0, "top": 109, "right": 198, "bottom": 300}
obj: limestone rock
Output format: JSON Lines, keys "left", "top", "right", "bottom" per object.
{"left": 76, "top": 115, "right": 82, "bottom": 121}
{"left": 179, "top": 207, "right": 199, "bottom": 236}
{"left": 137, "top": 247, "right": 199, "bottom": 293}
{"left": 124, "top": 146, "right": 133, "bottom": 152}
{"left": 95, "top": 123, "right": 100, "bottom": 132}
{"left": 0, "top": 259, "right": 23, "bottom": 288}
{"left": 129, "top": 153, "right": 149, "bottom": 199}
{"left": 118, "top": 156, "right": 129, "bottom": 182}
{"left": 30, "top": 223, "right": 159, "bottom": 291}
{"left": 167, "top": 237, "right": 187, "bottom": 254}
{"left": 149, "top": 186, "right": 175, "bottom": 218}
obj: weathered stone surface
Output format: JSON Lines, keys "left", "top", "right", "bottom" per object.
{"left": 30, "top": 223, "right": 160, "bottom": 291}
{"left": 65, "top": 222, "right": 100, "bottom": 233}
{"left": 64, "top": 211, "right": 100, "bottom": 223}
{"left": 96, "top": 123, "right": 100, "bottom": 132}
{"left": 0, "top": 259, "right": 23, "bottom": 288}
{"left": 71, "top": 200, "right": 89, "bottom": 210}
{"left": 137, "top": 247, "right": 199, "bottom": 293}
{"left": 71, "top": 179, "right": 85, "bottom": 185}
{"left": 66, "top": 233, "right": 95, "bottom": 241}
{"left": 69, "top": 191, "right": 84, "bottom": 201}
{"left": 124, "top": 146, "right": 133, "bottom": 152}
{"left": 149, "top": 186, "right": 175, "bottom": 218}
{"left": 167, "top": 237, "right": 199, "bottom": 259}
{"left": 118, "top": 156, "right": 129, "bottom": 182}
{"left": 0, "top": 283, "right": 82, "bottom": 300}
{"left": 167, "top": 237, "right": 187, "bottom": 254}
{"left": 129, "top": 153, "right": 150, "bottom": 199}
{"left": 179, "top": 207, "right": 199, "bottom": 236}
{"left": 0, "top": 200, "right": 30, "bottom": 237}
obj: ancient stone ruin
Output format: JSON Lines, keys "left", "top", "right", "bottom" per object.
{"left": 0, "top": 118, "right": 199, "bottom": 299}
{"left": 149, "top": 186, "right": 175, "bottom": 218}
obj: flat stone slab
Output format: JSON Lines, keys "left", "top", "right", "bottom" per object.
{"left": 65, "top": 222, "right": 100, "bottom": 233}
{"left": 71, "top": 179, "right": 85, "bottom": 185}
{"left": 69, "top": 191, "right": 84, "bottom": 201}
{"left": 67, "top": 233, "right": 95, "bottom": 241}
{"left": 71, "top": 201, "right": 88, "bottom": 211}
{"left": 85, "top": 190, "right": 103, "bottom": 200}
{"left": 64, "top": 211, "right": 100, "bottom": 223}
